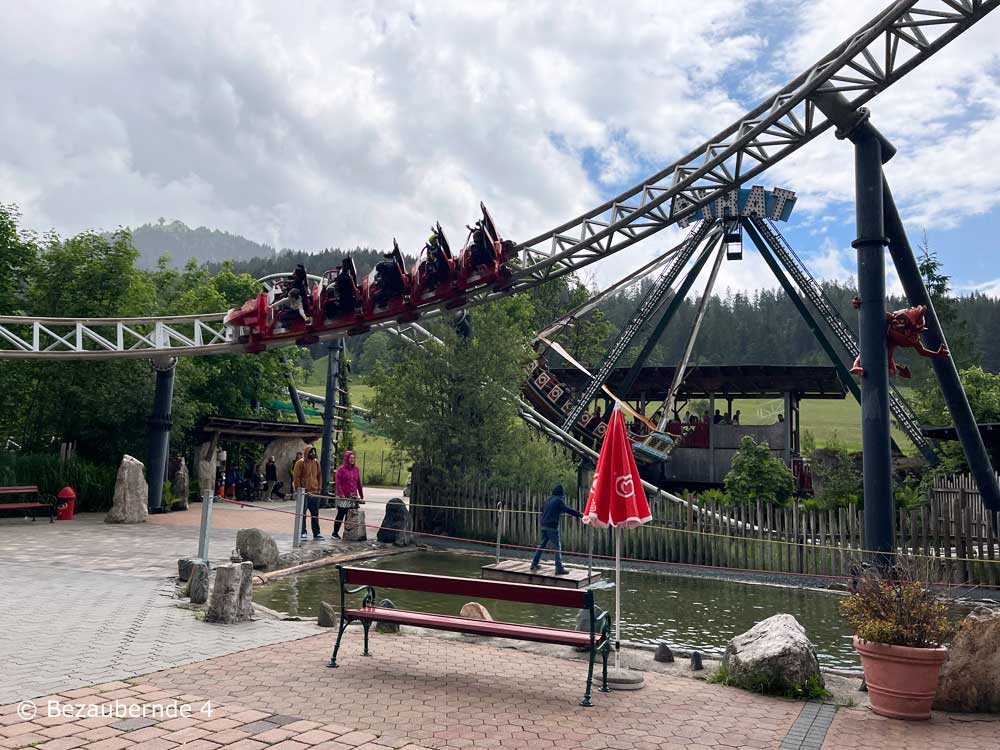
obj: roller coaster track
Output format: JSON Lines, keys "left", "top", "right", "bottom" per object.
{"left": 747, "top": 216, "right": 937, "bottom": 459}
{"left": 560, "top": 220, "right": 719, "bottom": 429}
{"left": 0, "top": 0, "right": 994, "bottom": 360}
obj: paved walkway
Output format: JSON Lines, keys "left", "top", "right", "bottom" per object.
{"left": 3, "top": 631, "right": 998, "bottom": 749}
{"left": 0, "top": 491, "right": 400, "bottom": 706}
{"left": 2, "top": 496, "right": 998, "bottom": 749}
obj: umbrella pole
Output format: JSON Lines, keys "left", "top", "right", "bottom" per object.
{"left": 587, "top": 524, "right": 593, "bottom": 581}
{"left": 614, "top": 525, "right": 621, "bottom": 673}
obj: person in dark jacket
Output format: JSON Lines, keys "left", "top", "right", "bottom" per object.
{"left": 530, "top": 484, "right": 581, "bottom": 575}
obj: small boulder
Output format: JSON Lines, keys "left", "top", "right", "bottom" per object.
{"left": 574, "top": 607, "right": 607, "bottom": 652}
{"left": 690, "top": 651, "right": 704, "bottom": 671}
{"left": 318, "top": 601, "right": 338, "bottom": 628}
{"left": 376, "top": 598, "right": 399, "bottom": 633}
{"left": 177, "top": 557, "right": 199, "bottom": 582}
{"left": 655, "top": 644, "right": 675, "bottom": 663}
{"left": 236, "top": 528, "right": 280, "bottom": 570}
{"left": 460, "top": 602, "right": 493, "bottom": 620}
{"left": 377, "top": 498, "right": 412, "bottom": 545}
{"left": 934, "top": 607, "right": 1000, "bottom": 713}
{"left": 189, "top": 561, "right": 210, "bottom": 604}
{"left": 205, "top": 562, "right": 254, "bottom": 624}
{"left": 171, "top": 458, "right": 190, "bottom": 510}
{"left": 722, "top": 614, "right": 822, "bottom": 693}
{"left": 105, "top": 455, "right": 148, "bottom": 524}
{"left": 343, "top": 508, "right": 367, "bottom": 541}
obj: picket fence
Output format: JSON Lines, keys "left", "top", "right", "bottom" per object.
{"left": 410, "top": 472, "right": 1000, "bottom": 586}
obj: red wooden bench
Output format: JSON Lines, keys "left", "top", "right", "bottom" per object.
{"left": 328, "top": 566, "right": 611, "bottom": 706}
{"left": 0, "top": 486, "right": 54, "bottom": 522}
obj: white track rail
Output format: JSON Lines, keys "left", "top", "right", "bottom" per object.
{"left": 1, "top": 1, "right": 993, "bottom": 361}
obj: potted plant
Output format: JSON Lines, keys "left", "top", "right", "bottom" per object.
{"left": 840, "top": 567, "right": 957, "bottom": 720}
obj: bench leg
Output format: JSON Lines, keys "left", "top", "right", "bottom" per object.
{"left": 580, "top": 646, "right": 596, "bottom": 707}
{"left": 328, "top": 616, "right": 351, "bottom": 668}
{"left": 599, "top": 643, "right": 610, "bottom": 693}
{"left": 362, "top": 620, "right": 372, "bottom": 656}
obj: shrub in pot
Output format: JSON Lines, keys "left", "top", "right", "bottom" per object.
{"left": 840, "top": 569, "right": 956, "bottom": 720}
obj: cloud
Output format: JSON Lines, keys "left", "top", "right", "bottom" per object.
{"left": 1, "top": 0, "right": 759, "bottom": 259}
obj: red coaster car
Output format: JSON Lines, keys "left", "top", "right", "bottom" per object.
{"left": 362, "top": 240, "right": 412, "bottom": 319}
{"left": 456, "top": 202, "right": 518, "bottom": 291}
{"left": 410, "top": 221, "right": 458, "bottom": 303}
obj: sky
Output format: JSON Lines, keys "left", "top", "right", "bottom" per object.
{"left": 3, "top": 0, "right": 999, "bottom": 297}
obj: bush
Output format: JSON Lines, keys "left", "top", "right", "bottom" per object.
{"left": 724, "top": 436, "right": 795, "bottom": 506}
{"left": 0, "top": 452, "right": 116, "bottom": 512}
{"left": 810, "top": 445, "right": 862, "bottom": 509}
{"left": 708, "top": 662, "right": 830, "bottom": 700}
{"left": 699, "top": 488, "right": 729, "bottom": 506}
{"left": 840, "top": 570, "right": 957, "bottom": 648}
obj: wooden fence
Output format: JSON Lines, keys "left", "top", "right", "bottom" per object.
{"left": 410, "top": 472, "right": 1000, "bottom": 586}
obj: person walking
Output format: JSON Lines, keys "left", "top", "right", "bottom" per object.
{"left": 293, "top": 446, "right": 324, "bottom": 541}
{"left": 333, "top": 450, "right": 364, "bottom": 539}
{"left": 264, "top": 456, "right": 278, "bottom": 500}
{"left": 530, "top": 484, "right": 581, "bottom": 575}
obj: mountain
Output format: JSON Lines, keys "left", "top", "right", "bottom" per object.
{"left": 130, "top": 220, "right": 276, "bottom": 268}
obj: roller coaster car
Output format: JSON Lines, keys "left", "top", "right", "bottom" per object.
{"left": 410, "top": 222, "right": 458, "bottom": 302}
{"left": 318, "top": 258, "right": 362, "bottom": 326}
{"left": 362, "top": 239, "right": 412, "bottom": 318}
{"left": 457, "top": 202, "right": 517, "bottom": 290}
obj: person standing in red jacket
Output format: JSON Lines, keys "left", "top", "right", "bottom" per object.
{"left": 333, "top": 450, "right": 363, "bottom": 539}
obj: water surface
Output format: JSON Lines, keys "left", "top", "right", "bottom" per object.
{"left": 254, "top": 551, "right": 861, "bottom": 668}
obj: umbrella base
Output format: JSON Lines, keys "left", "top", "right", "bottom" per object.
{"left": 605, "top": 669, "right": 645, "bottom": 691}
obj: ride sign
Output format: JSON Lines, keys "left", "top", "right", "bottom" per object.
{"left": 671, "top": 185, "right": 796, "bottom": 227}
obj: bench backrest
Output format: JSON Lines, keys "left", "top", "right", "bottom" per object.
{"left": 341, "top": 566, "right": 590, "bottom": 609}
{"left": 0, "top": 486, "right": 39, "bottom": 495}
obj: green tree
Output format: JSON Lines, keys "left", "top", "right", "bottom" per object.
{"left": 370, "top": 295, "right": 549, "bottom": 480}
{"left": 917, "top": 366, "right": 1000, "bottom": 472}
{"left": 0, "top": 204, "right": 38, "bottom": 315}
{"left": 724, "top": 436, "right": 795, "bottom": 506}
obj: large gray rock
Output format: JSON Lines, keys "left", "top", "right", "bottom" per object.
{"left": 376, "top": 598, "right": 399, "bottom": 633}
{"left": 171, "top": 458, "right": 190, "bottom": 510}
{"left": 377, "top": 498, "right": 412, "bottom": 545}
{"left": 265, "top": 437, "right": 310, "bottom": 491}
{"left": 319, "top": 601, "right": 338, "bottom": 627}
{"left": 722, "top": 614, "right": 822, "bottom": 693}
{"left": 189, "top": 561, "right": 210, "bottom": 604}
{"left": 236, "top": 528, "right": 280, "bottom": 570}
{"left": 574, "top": 606, "right": 607, "bottom": 652}
{"left": 343, "top": 508, "right": 367, "bottom": 541}
{"left": 205, "top": 562, "right": 254, "bottom": 623}
{"left": 105, "top": 455, "right": 148, "bottom": 524}
{"left": 460, "top": 602, "right": 493, "bottom": 620}
{"left": 935, "top": 607, "right": 1000, "bottom": 713}
{"left": 195, "top": 441, "right": 218, "bottom": 498}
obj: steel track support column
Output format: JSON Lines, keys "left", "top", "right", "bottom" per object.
{"left": 617, "top": 239, "right": 717, "bottom": 395}
{"left": 320, "top": 339, "right": 344, "bottom": 496}
{"left": 852, "top": 129, "right": 895, "bottom": 568}
{"left": 147, "top": 357, "right": 177, "bottom": 513}
{"left": 280, "top": 353, "right": 307, "bottom": 424}
{"left": 882, "top": 180, "right": 1000, "bottom": 517}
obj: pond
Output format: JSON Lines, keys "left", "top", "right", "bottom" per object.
{"left": 256, "top": 550, "right": 871, "bottom": 669}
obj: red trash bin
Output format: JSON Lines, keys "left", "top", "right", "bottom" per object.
{"left": 56, "top": 486, "right": 76, "bottom": 520}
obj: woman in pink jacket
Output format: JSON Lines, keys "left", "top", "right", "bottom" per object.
{"left": 333, "top": 450, "right": 363, "bottom": 539}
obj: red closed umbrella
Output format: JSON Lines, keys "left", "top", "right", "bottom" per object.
{"left": 583, "top": 404, "right": 651, "bottom": 674}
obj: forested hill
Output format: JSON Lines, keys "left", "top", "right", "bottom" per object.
{"left": 130, "top": 220, "right": 276, "bottom": 268}
{"left": 130, "top": 220, "right": 417, "bottom": 279}
{"left": 207, "top": 246, "right": 417, "bottom": 280}
{"left": 591, "top": 279, "right": 1000, "bottom": 375}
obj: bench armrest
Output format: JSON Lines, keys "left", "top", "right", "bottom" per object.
{"left": 344, "top": 584, "right": 376, "bottom": 608}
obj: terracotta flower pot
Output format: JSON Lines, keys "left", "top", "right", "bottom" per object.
{"left": 853, "top": 636, "right": 948, "bottom": 720}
